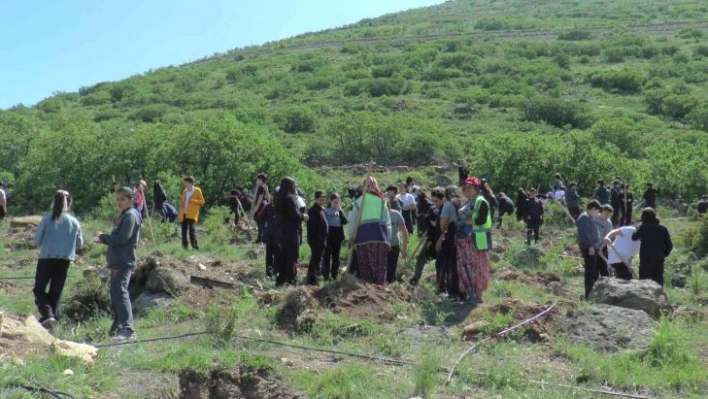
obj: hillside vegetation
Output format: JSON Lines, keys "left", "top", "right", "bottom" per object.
{"left": 1, "top": 0, "right": 708, "bottom": 211}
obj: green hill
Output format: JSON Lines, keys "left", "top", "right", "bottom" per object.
{"left": 2, "top": 0, "right": 708, "bottom": 210}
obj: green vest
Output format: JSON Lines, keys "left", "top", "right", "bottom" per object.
{"left": 472, "top": 196, "right": 492, "bottom": 251}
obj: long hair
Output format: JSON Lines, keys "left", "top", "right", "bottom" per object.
{"left": 640, "top": 207, "right": 659, "bottom": 223}
{"left": 327, "top": 193, "right": 340, "bottom": 208}
{"left": 275, "top": 177, "right": 297, "bottom": 219}
{"left": 51, "top": 190, "right": 70, "bottom": 221}
{"left": 444, "top": 185, "right": 463, "bottom": 202}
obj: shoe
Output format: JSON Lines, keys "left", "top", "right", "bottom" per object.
{"left": 40, "top": 317, "right": 57, "bottom": 330}
{"left": 112, "top": 329, "right": 136, "bottom": 342}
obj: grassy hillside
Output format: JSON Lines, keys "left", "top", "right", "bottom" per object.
{"left": 1, "top": 0, "right": 708, "bottom": 211}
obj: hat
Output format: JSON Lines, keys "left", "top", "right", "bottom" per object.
{"left": 464, "top": 176, "right": 482, "bottom": 189}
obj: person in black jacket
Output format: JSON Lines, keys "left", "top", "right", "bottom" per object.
{"left": 496, "top": 192, "right": 514, "bottom": 229}
{"left": 153, "top": 180, "right": 168, "bottom": 214}
{"left": 698, "top": 195, "right": 708, "bottom": 215}
{"left": 515, "top": 188, "right": 528, "bottom": 222}
{"left": 415, "top": 190, "right": 434, "bottom": 237}
{"left": 306, "top": 190, "right": 328, "bottom": 285}
{"left": 411, "top": 188, "right": 443, "bottom": 289}
{"left": 274, "top": 178, "right": 306, "bottom": 287}
{"left": 632, "top": 208, "right": 673, "bottom": 287}
{"left": 322, "top": 194, "right": 348, "bottom": 281}
{"left": 610, "top": 180, "right": 622, "bottom": 227}
{"left": 523, "top": 188, "right": 544, "bottom": 245}
{"left": 643, "top": 183, "right": 659, "bottom": 209}
{"left": 262, "top": 194, "right": 277, "bottom": 279}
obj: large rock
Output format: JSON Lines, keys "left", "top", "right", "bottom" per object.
{"left": 146, "top": 267, "right": 189, "bottom": 296}
{"left": 9, "top": 215, "right": 43, "bottom": 228}
{"left": 589, "top": 278, "right": 670, "bottom": 319}
{"left": 563, "top": 305, "right": 658, "bottom": 353}
{"left": 134, "top": 291, "right": 174, "bottom": 315}
{"left": 513, "top": 246, "right": 547, "bottom": 267}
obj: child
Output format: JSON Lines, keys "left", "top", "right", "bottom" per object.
{"left": 577, "top": 200, "right": 602, "bottom": 299}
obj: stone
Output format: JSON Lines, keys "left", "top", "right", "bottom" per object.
{"left": 198, "top": 263, "right": 207, "bottom": 271}
{"left": 563, "top": 305, "right": 658, "bottom": 353}
{"left": 514, "top": 246, "right": 547, "bottom": 267}
{"left": 63, "top": 369, "right": 74, "bottom": 376}
{"left": 145, "top": 267, "right": 189, "bottom": 296}
{"left": 462, "top": 320, "right": 489, "bottom": 337}
{"left": 134, "top": 291, "right": 174, "bottom": 315}
{"left": 671, "top": 305, "right": 705, "bottom": 322}
{"left": 589, "top": 278, "right": 670, "bottom": 319}
{"left": 9, "top": 216, "right": 43, "bottom": 228}
{"left": 186, "top": 255, "right": 214, "bottom": 265}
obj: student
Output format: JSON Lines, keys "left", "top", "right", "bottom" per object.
{"left": 577, "top": 200, "right": 603, "bottom": 299}
{"left": 620, "top": 184, "right": 634, "bottom": 226}
{"left": 698, "top": 194, "right": 708, "bottom": 215}
{"left": 435, "top": 186, "right": 465, "bottom": 300}
{"left": 32, "top": 190, "right": 83, "bottom": 329}
{"left": 95, "top": 187, "right": 142, "bottom": 341}
{"left": 178, "top": 176, "right": 205, "bottom": 250}
{"left": 565, "top": 183, "right": 581, "bottom": 220}
{"left": 274, "top": 178, "right": 306, "bottom": 286}
{"left": 552, "top": 173, "right": 564, "bottom": 192}
{"left": 632, "top": 208, "right": 673, "bottom": 287}
{"left": 604, "top": 226, "right": 640, "bottom": 280}
{"left": 411, "top": 188, "right": 443, "bottom": 289}
{"left": 398, "top": 183, "right": 417, "bottom": 234}
{"left": 594, "top": 205, "right": 614, "bottom": 277}
{"left": 643, "top": 183, "right": 659, "bottom": 209}
{"left": 250, "top": 173, "right": 270, "bottom": 244}
{"left": 385, "top": 185, "right": 402, "bottom": 212}
{"left": 554, "top": 186, "right": 566, "bottom": 203}
{"left": 322, "top": 194, "right": 347, "bottom": 281}
{"left": 133, "top": 180, "right": 147, "bottom": 218}
{"left": 515, "top": 188, "right": 528, "bottom": 222}
{"left": 480, "top": 179, "right": 497, "bottom": 227}
{"left": 153, "top": 180, "right": 168, "bottom": 213}
{"left": 415, "top": 190, "right": 434, "bottom": 238}
{"left": 610, "top": 180, "right": 622, "bottom": 226}
{"left": 263, "top": 193, "right": 277, "bottom": 279}
{"left": 387, "top": 205, "right": 409, "bottom": 284}
{"left": 496, "top": 192, "right": 514, "bottom": 229}
{"left": 591, "top": 180, "right": 609, "bottom": 205}
{"left": 523, "top": 188, "right": 544, "bottom": 245}
{"left": 306, "top": 190, "right": 329, "bottom": 285}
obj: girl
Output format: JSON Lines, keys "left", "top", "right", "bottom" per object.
{"left": 322, "top": 194, "right": 348, "bottom": 281}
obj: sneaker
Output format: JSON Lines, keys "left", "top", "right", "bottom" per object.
{"left": 40, "top": 317, "right": 57, "bottom": 330}
{"left": 112, "top": 329, "right": 136, "bottom": 342}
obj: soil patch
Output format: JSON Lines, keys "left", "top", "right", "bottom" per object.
{"left": 178, "top": 365, "right": 301, "bottom": 399}
{"left": 463, "top": 299, "right": 567, "bottom": 342}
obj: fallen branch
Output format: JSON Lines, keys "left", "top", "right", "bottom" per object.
{"left": 529, "top": 380, "right": 652, "bottom": 399}
{"left": 446, "top": 302, "right": 557, "bottom": 384}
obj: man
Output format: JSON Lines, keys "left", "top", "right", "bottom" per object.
{"left": 523, "top": 188, "right": 544, "bottom": 245}
{"left": 632, "top": 208, "right": 673, "bottom": 287}
{"left": 178, "top": 176, "right": 205, "bottom": 250}
{"left": 604, "top": 226, "right": 640, "bottom": 280}
{"left": 95, "top": 187, "right": 141, "bottom": 341}
{"left": 577, "top": 200, "right": 603, "bottom": 299}
{"left": 415, "top": 190, "right": 434, "bottom": 238}
{"left": 386, "top": 185, "right": 402, "bottom": 212}
{"left": 594, "top": 205, "right": 614, "bottom": 277}
{"left": 620, "top": 184, "right": 634, "bottom": 226}
{"left": 0, "top": 181, "right": 7, "bottom": 221}
{"left": 643, "top": 183, "right": 659, "bottom": 209}
{"left": 610, "top": 180, "right": 622, "bottom": 226}
{"left": 250, "top": 173, "right": 270, "bottom": 244}
{"left": 496, "top": 192, "right": 514, "bottom": 229}
{"left": 398, "top": 183, "right": 417, "bottom": 234}
{"left": 552, "top": 173, "right": 564, "bottom": 192}
{"left": 565, "top": 182, "right": 581, "bottom": 220}
{"left": 387, "top": 206, "right": 408, "bottom": 284}
{"left": 153, "top": 180, "right": 168, "bottom": 213}
{"left": 698, "top": 194, "right": 708, "bottom": 215}
{"left": 306, "top": 190, "right": 328, "bottom": 285}
{"left": 411, "top": 188, "right": 443, "bottom": 289}
{"left": 591, "top": 180, "right": 609, "bottom": 205}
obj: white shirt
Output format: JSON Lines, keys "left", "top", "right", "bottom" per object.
{"left": 0, "top": 188, "right": 5, "bottom": 202}
{"left": 184, "top": 188, "right": 195, "bottom": 212}
{"left": 296, "top": 196, "right": 306, "bottom": 209}
{"left": 554, "top": 190, "right": 565, "bottom": 201}
{"left": 399, "top": 193, "right": 416, "bottom": 207}
{"left": 607, "top": 226, "right": 640, "bottom": 264}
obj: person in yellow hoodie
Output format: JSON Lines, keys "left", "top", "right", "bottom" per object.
{"left": 178, "top": 176, "right": 205, "bottom": 250}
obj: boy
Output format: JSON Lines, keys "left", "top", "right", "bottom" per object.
{"left": 604, "top": 226, "right": 640, "bottom": 280}
{"left": 577, "top": 200, "right": 602, "bottom": 299}
{"left": 594, "top": 205, "right": 614, "bottom": 277}
{"left": 523, "top": 188, "right": 544, "bottom": 245}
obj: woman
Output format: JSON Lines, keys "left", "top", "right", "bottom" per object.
{"left": 456, "top": 177, "right": 493, "bottom": 303}
{"left": 415, "top": 190, "right": 434, "bottom": 238}
{"left": 631, "top": 208, "right": 673, "bottom": 287}
{"left": 348, "top": 177, "right": 392, "bottom": 285}
{"left": 178, "top": 176, "right": 205, "bottom": 250}
{"left": 322, "top": 194, "right": 348, "bottom": 281}
{"left": 515, "top": 188, "right": 528, "bottom": 222}
{"left": 411, "top": 188, "right": 444, "bottom": 290}
{"left": 274, "top": 178, "right": 306, "bottom": 286}
{"left": 32, "top": 190, "right": 83, "bottom": 329}
{"left": 436, "top": 185, "right": 464, "bottom": 300}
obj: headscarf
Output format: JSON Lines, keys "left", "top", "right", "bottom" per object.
{"left": 364, "top": 176, "right": 384, "bottom": 199}
{"left": 464, "top": 176, "right": 483, "bottom": 190}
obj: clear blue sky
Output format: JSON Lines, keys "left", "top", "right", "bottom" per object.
{"left": 0, "top": 0, "right": 443, "bottom": 109}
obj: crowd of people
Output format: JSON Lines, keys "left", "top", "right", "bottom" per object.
{"left": 6, "top": 169, "right": 707, "bottom": 342}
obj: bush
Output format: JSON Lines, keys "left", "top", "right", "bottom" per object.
{"left": 694, "top": 45, "right": 708, "bottom": 58}
{"left": 277, "top": 107, "right": 318, "bottom": 133}
{"left": 557, "top": 29, "right": 593, "bottom": 41}
{"left": 129, "top": 104, "right": 172, "bottom": 123}
{"left": 677, "top": 28, "right": 704, "bottom": 39}
{"left": 367, "top": 77, "right": 410, "bottom": 97}
{"left": 681, "top": 216, "right": 708, "bottom": 258}
{"left": 589, "top": 70, "right": 645, "bottom": 93}
{"left": 522, "top": 96, "right": 592, "bottom": 128}
{"left": 371, "top": 64, "right": 402, "bottom": 78}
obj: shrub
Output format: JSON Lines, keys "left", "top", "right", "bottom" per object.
{"left": 276, "top": 107, "right": 318, "bottom": 133}
{"left": 343, "top": 80, "right": 366, "bottom": 96}
{"left": 371, "top": 64, "right": 402, "bottom": 78}
{"left": 367, "top": 77, "right": 410, "bottom": 97}
{"left": 681, "top": 216, "right": 708, "bottom": 258}
{"left": 589, "top": 70, "right": 645, "bottom": 93}
{"left": 694, "top": 45, "right": 708, "bottom": 58}
{"left": 677, "top": 28, "right": 704, "bottom": 39}
{"left": 557, "top": 29, "right": 593, "bottom": 41}
{"left": 129, "top": 104, "right": 172, "bottom": 123}
{"left": 522, "top": 96, "right": 592, "bottom": 128}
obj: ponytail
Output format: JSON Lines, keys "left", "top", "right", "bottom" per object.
{"left": 50, "top": 190, "right": 70, "bottom": 221}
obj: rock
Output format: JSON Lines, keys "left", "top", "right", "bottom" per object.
{"left": 186, "top": 255, "right": 214, "bottom": 265}
{"left": 198, "top": 263, "right": 207, "bottom": 271}
{"left": 145, "top": 267, "right": 189, "bottom": 296}
{"left": 63, "top": 369, "right": 74, "bottom": 376}
{"left": 563, "top": 305, "right": 658, "bottom": 353}
{"left": 462, "top": 320, "right": 489, "bottom": 337}
{"left": 134, "top": 291, "right": 174, "bottom": 315}
{"left": 9, "top": 216, "right": 43, "bottom": 228}
{"left": 589, "top": 278, "right": 670, "bottom": 319}
{"left": 489, "top": 253, "right": 501, "bottom": 263}
{"left": 671, "top": 273, "right": 688, "bottom": 288}
{"left": 514, "top": 246, "right": 547, "bottom": 267}
{"left": 671, "top": 305, "right": 705, "bottom": 322}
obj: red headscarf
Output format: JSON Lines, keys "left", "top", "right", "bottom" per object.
{"left": 464, "top": 176, "right": 483, "bottom": 190}
{"left": 364, "top": 176, "right": 384, "bottom": 199}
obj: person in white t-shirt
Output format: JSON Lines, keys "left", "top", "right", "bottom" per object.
{"left": 554, "top": 186, "right": 566, "bottom": 203}
{"left": 604, "top": 226, "right": 640, "bottom": 280}
{"left": 397, "top": 183, "right": 417, "bottom": 234}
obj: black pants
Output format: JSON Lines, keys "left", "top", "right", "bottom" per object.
{"left": 526, "top": 219, "right": 541, "bottom": 244}
{"left": 568, "top": 205, "right": 581, "bottom": 220}
{"left": 611, "top": 262, "right": 633, "bottom": 280}
{"left": 307, "top": 242, "right": 325, "bottom": 285}
{"left": 33, "top": 258, "right": 70, "bottom": 321}
{"left": 443, "top": 240, "right": 459, "bottom": 299}
{"left": 275, "top": 233, "right": 299, "bottom": 286}
{"left": 181, "top": 219, "right": 198, "bottom": 249}
{"left": 611, "top": 206, "right": 621, "bottom": 226}
{"left": 411, "top": 243, "right": 430, "bottom": 285}
{"left": 386, "top": 245, "right": 401, "bottom": 284}
{"left": 598, "top": 248, "right": 610, "bottom": 277}
{"left": 264, "top": 235, "right": 275, "bottom": 277}
{"left": 623, "top": 206, "right": 632, "bottom": 226}
{"left": 322, "top": 232, "right": 343, "bottom": 280}
{"left": 581, "top": 248, "right": 598, "bottom": 299}
{"left": 402, "top": 210, "right": 414, "bottom": 234}
{"left": 256, "top": 219, "right": 266, "bottom": 243}
{"left": 639, "top": 258, "right": 664, "bottom": 287}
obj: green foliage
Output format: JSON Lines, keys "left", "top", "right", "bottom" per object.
{"left": 589, "top": 70, "right": 646, "bottom": 93}
{"left": 681, "top": 215, "right": 708, "bottom": 258}
{"left": 522, "top": 95, "right": 592, "bottom": 129}
{"left": 557, "top": 29, "right": 593, "bottom": 41}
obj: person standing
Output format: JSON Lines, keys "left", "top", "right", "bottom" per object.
{"left": 480, "top": 179, "right": 497, "bottom": 227}
{"left": 456, "top": 177, "right": 492, "bottom": 303}
{"left": 306, "top": 190, "right": 328, "bottom": 285}
{"left": 552, "top": 173, "right": 564, "bottom": 192}
{"left": 348, "top": 177, "right": 392, "bottom": 285}
{"left": 250, "top": 173, "right": 270, "bottom": 244}
{"left": 496, "top": 192, "right": 514, "bottom": 229}
{"left": 698, "top": 194, "right": 708, "bottom": 215}
{"left": 515, "top": 188, "right": 528, "bottom": 222}
{"left": 415, "top": 190, "right": 434, "bottom": 238}
{"left": 565, "top": 183, "right": 581, "bottom": 220}
{"left": 274, "top": 178, "right": 306, "bottom": 286}
{"left": 591, "top": 180, "right": 609, "bottom": 205}
{"left": 398, "top": 183, "right": 417, "bottom": 235}
{"left": 95, "top": 187, "right": 141, "bottom": 341}
{"left": 435, "top": 186, "right": 464, "bottom": 300}
{"left": 554, "top": 186, "right": 566, "bottom": 203}
{"left": 32, "top": 190, "right": 83, "bottom": 329}
{"left": 322, "top": 194, "right": 347, "bottom": 281}
{"left": 411, "top": 188, "right": 443, "bottom": 289}
{"left": 133, "top": 180, "right": 147, "bottom": 219}
{"left": 604, "top": 226, "right": 640, "bottom": 280}
{"left": 262, "top": 193, "right": 277, "bottom": 279}
{"left": 610, "top": 180, "right": 622, "bottom": 227}
{"left": 387, "top": 206, "right": 409, "bottom": 284}
{"left": 0, "top": 181, "right": 7, "bottom": 221}
{"left": 523, "top": 188, "right": 544, "bottom": 245}
{"left": 632, "top": 208, "right": 673, "bottom": 287}
{"left": 178, "top": 176, "right": 205, "bottom": 250}
{"left": 153, "top": 180, "right": 168, "bottom": 214}
{"left": 643, "top": 183, "right": 659, "bottom": 209}
{"left": 385, "top": 185, "right": 402, "bottom": 212}
{"left": 620, "top": 184, "right": 634, "bottom": 226}
{"left": 594, "top": 205, "right": 614, "bottom": 277}
{"left": 577, "top": 200, "right": 603, "bottom": 299}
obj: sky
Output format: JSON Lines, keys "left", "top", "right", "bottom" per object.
{"left": 0, "top": 0, "right": 444, "bottom": 109}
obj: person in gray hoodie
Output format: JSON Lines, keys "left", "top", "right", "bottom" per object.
{"left": 576, "top": 200, "right": 602, "bottom": 299}
{"left": 33, "top": 190, "right": 83, "bottom": 329}
{"left": 95, "top": 187, "right": 141, "bottom": 341}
